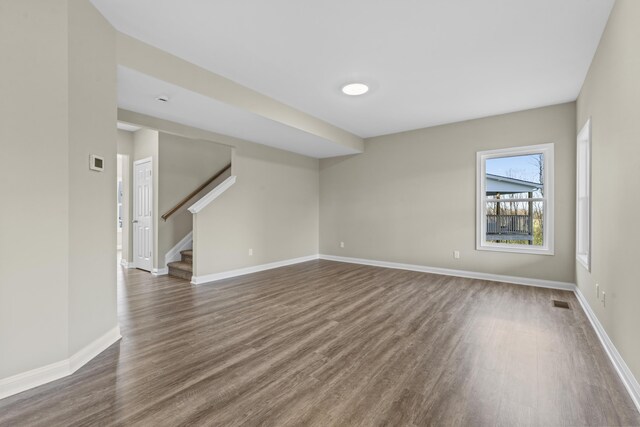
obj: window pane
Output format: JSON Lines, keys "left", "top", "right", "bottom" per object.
{"left": 578, "top": 143, "right": 589, "bottom": 197}
{"left": 478, "top": 144, "right": 553, "bottom": 254}
{"left": 485, "top": 200, "right": 544, "bottom": 246}
{"left": 486, "top": 153, "right": 544, "bottom": 198}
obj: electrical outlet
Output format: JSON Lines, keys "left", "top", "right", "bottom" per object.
{"left": 596, "top": 283, "right": 600, "bottom": 300}
{"left": 602, "top": 291, "right": 606, "bottom": 307}
{"left": 340, "top": 241, "right": 345, "bottom": 248}
{"left": 453, "top": 250, "right": 460, "bottom": 259}
{"left": 248, "top": 248, "right": 253, "bottom": 256}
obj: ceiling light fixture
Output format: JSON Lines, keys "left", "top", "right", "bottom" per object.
{"left": 341, "top": 83, "right": 369, "bottom": 96}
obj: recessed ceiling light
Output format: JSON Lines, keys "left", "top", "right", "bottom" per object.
{"left": 341, "top": 83, "right": 369, "bottom": 96}
{"left": 156, "top": 95, "right": 169, "bottom": 102}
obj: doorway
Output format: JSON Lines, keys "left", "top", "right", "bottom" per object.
{"left": 133, "top": 157, "right": 153, "bottom": 272}
{"left": 117, "top": 154, "right": 124, "bottom": 263}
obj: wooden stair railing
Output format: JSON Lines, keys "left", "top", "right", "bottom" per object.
{"left": 161, "top": 163, "right": 231, "bottom": 221}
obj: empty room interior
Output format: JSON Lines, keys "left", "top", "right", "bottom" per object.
{"left": 2, "top": 0, "right": 640, "bottom": 425}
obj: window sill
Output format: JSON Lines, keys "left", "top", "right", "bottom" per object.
{"left": 476, "top": 243, "right": 554, "bottom": 256}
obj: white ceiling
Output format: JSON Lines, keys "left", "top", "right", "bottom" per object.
{"left": 94, "top": 0, "right": 613, "bottom": 139}
{"left": 118, "top": 67, "right": 359, "bottom": 158}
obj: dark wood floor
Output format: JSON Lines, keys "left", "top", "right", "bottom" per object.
{"left": 1, "top": 260, "right": 638, "bottom": 426}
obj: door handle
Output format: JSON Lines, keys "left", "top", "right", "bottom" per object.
{"left": 132, "top": 220, "right": 139, "bottom": 223}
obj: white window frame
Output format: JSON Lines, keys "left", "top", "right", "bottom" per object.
{"left": 576, "top": 119, "right": 591, "bottom": 270}
{"left": 476, "top": 143, "right": 555, "bottom": 255}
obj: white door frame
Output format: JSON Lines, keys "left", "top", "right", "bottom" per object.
{"left": 119, "top": 154, "right": 131, "bottom": 268}
{"left": 133, "top": 157, "right": 154, "bottom": 272}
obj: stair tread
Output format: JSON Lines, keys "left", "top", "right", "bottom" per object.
{"left": 167, "top": 261, "right": 193, "bottom": 272}
{"left": 180, "top": 250, "right": 193, "bottom": 256}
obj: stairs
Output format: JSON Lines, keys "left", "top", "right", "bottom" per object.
{"left": 168, "top": 250, "right": 193, "bottom": 281}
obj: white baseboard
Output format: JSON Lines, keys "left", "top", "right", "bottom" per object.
{"left": 68, "top": 326, "right": 122, "bottom": 373}
{"left": 0, "top": 360, "right": 69, "bottom": 402}
{"left": 164, "top": 232, "right": 193, "bottom": 270}
{"left": 191, "top": 254, "right": 320, "bottom": 285}
{"left": 152, "top": 267, "right": 169, "bottom": 276}
{"left": 574, "top": 287, "right": 640, "bottom": 413}
{"left": 120, "top": 259, "right": 131, "bottom": 268}
{"left": 0, "top": 325, "right": 121, "bottom": 401}
{"left": 319, "top": 254, "right": 575, "bottom": 291}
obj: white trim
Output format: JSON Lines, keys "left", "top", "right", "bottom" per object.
{"left": 164, "top": 232, "right": 193, "bottom": 269}
{"left": 0, "top": 325, "right": 121, "bottom": 401}
{"left": 68, "top": 326, "right": 122, "bottom": 373}
{"left": 120, "top": 258, "right": 130, "bottom": 268}
{"left": 576, "top": 118, "right": 592, "bottom": 271}
{"left": 132, "top": 157, "right": 152, "bottom": 166}
{"left": 188, "top": 176, "right": 236, "bottom": 214}
{"left": 0, "top": 360, "right": 69, "bottom": 402}
{"left": 319, "top": 254, "right": 574, "bottom": 290}
{"left": 152, "top": 267, "right": 169, "bottom": 276}
{"left": 191, "top": 254, "right": 319, "bottom": 285}
{"left": 574, "top": 287, "right": 640, "bottom": 413}
{"left": 476, "top": 143, "right": 555, "bottom": 255}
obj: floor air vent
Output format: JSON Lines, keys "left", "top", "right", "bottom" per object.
{"left": 553, "top": 300, "right": 570, "bottom": 309}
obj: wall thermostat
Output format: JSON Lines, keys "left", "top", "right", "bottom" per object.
{"left": 90, "top": 155, "right": 104, "bottom": 172}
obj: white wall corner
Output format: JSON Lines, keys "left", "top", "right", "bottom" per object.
{"left": 163, "top": 231, "right": 193, "bottom": 269}
{"left": 0, "top": 325, "right": 121, "bottom": 401}
{"left": 573, "top": 287, "right": 640, "bottom": 413}
{"left": 188, "top": 175, "right": 236, "bottom": 214}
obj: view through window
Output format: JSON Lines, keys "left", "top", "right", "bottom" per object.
{"left": 477, "top": 144, "right": 554, "bottom": 254}
{"left": 486, "top": 154, "right": 544, "bottom": 246}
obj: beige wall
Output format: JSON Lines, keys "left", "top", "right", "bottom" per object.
{"left": 194, "top": 141, "right": 319, "bottom": 276}
{"left": 67, "top": 0, "right": 117, "bottom": 355}
{"left": 0, "top": 0, "right": 117, "bottom": 379}
{"left": 117, "top": 111, "right": 320, "bottom": 277}
{"left": 158, "top": 133, "right": 232, "bottom": 265}
{"left": 117, "top": 129, "right": 134, "bottom": 155}
{"left": 0, "top": 0, "right": 70, "bottom": 379}
{"left": 576, "top": 0, "right": 640, "bottom": 383}
{"left": 320, "top": 102, "right": 576, "bottom": 283}
{"left": 126, "top": 129, "right": 233, "bottom": 271}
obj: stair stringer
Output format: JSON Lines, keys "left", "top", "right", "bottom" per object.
{"left": 163, "top": 231, "right": 193, "bottom": 270}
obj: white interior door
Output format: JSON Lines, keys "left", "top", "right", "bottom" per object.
{"left": 133, "top": 158, "right": 153, "bottom": 272}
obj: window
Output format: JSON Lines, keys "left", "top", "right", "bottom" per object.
{"left": 476, "top": 143, "right": 554, "bottom": 255}
{"left": 576, "top": 119, "right": 591, "bottom": 270}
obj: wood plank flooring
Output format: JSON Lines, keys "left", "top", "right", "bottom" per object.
{"left": 1, "top": 260, "right": 638, "bottom": 426}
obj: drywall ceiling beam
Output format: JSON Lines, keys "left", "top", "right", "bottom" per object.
{"left": 116, "top": 33, "right": 363, "bottom": 154}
